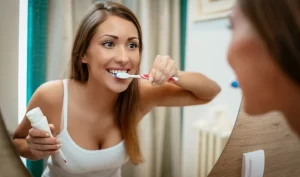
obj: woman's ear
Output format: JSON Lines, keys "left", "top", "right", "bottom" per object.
{"left": 81, "top": 55, "right": 88, "bottom": 63}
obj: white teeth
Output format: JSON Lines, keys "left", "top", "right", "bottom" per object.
{"left": 109, "top": 70, "right": 127, "bottom": 73}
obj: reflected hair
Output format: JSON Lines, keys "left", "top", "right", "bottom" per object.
{"left": 238, "top": 0, "right": 300, "bottom": 85}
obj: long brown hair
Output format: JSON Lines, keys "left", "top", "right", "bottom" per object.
{"left": 69, "top": 1, "right": 144, "bottom": 164}
{"left": 238, "top": 0, "right": 300, "bottom": 85}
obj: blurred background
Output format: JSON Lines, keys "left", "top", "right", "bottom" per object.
{"left": 0, "top": 0, "right": 241, "bottom": 177}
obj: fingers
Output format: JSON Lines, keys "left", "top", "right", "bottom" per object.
{"left": 149, "top": 55, "right": 160, "bottom": 84}
{"left": 158, "top": 60, "right": 175, "bottom": 85}
{"left": 149, "top": 55, "right": 177, "bottom": 86}
{"left": 168, "top": 67, "right": 178, "bottom": 83}
{"left": 26, "top": 133, "right": 61, "bottom": 148}
{"left": 26, "top": 125, "right": 62, "bottom": 160}
{"left": 28, "top": 128, "right": 51, "bottom": 138}
{"left": 30, "top": 143, "right": 61, "bottom": 151}
{"left": 26, "top": 134, "right": 61, "bottom": 159}
{"left": 29, "top": 136, "right": 59, "bottom": 145}
{"left": 28, "top": 124, "right": 56, "bottom": 138}
{"left": 154, "top": 57, "right": 168, "bottom": 85}
{"left": 49, "top": 124, "right": 56, "bottom": 137}
{"left": 149, "top": 55, "right": 168, "bottom": 86}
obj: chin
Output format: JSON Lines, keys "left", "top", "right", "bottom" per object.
{"left": 243, "top": 97, "right": 274, "bottom": 116}
{"left": 106, "top": 79, "right": 132, "bottom": 93}
{"left": 109, "top": 84, "right": 130, "bottom": 93}
{"left": 243, "top": 104, "right": 264, "bottom": 116}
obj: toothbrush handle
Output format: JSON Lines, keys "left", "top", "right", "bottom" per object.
{"left": 141, "top": 74, "right": 179, "bottom": 82}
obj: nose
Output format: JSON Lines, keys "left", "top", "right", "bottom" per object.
{"left": 115, "top": 46, "right": 129, "bottom": 64}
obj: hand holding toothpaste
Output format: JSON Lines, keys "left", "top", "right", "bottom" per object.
{"left": 26, "top": 123, "right": 61, "bottom": 160}
{"left": 26, "top": 107, "right": 65, "bottom": 162}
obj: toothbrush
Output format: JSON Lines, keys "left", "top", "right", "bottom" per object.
{"left": 26, "top": 107, "right": 67, "bottom": 163}
{"left": 114, "top": 73, "right": 179, "bottom": 82}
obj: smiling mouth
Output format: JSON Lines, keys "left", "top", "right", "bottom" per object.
{"left": 106, "top": 69, "right": 129, "bottom": 75}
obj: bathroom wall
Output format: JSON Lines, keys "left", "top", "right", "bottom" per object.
{"left": 46, "top": 0, "right": 97, "bottom": 81}
{"left": 209, "top": 103, "right": 300, "bottom": 177}
{"left": 181, "top": 0, "right": 242, "bottom": 176}
{"left": 0, "top": 0, "right": 20, "bottom": 133}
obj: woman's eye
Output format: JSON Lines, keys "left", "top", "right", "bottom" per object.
{"left": 103, "top": 41, "right": 114, "bottom": 48}
{"left": 128, "top": 43, "right": 138, "bottom": 49}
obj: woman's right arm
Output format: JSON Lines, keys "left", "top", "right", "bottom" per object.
{"left": 13, "top": 81, "right": 63, "bottom": 160}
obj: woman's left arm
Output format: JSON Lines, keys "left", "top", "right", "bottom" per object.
{"left": 139, "top": 55, "right": 221, "bottom": 111}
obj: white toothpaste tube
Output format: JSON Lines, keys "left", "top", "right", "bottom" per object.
{"left": 26, "top": 107, "right": 67, "bottom": 163}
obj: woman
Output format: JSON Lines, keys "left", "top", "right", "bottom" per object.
{"left": 227, "top": 0, "right": 300, "bottom": 134}
{"left": 13, "top": 1, "right": 221, "bottom": 177}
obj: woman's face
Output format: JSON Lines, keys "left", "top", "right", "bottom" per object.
{"left": 227, "top": 5, "right": 297, "bottom": 115}
{"left": 82, "top": 15, "right": 140, "bottom": 93}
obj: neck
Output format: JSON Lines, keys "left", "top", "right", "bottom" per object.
{"left": 77, "top": 77, "right": 119, "bottom": 115}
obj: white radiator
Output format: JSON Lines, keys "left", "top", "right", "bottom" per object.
{"left": 193, "top": 106, "right": 233, "bottom": 177}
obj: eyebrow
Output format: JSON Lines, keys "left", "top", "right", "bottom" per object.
{"left": 99, "top": 34, "right": 139, "bottom": 40}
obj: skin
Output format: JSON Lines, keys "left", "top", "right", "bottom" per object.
{"left": 227, "top": 5, "right": 300, "bottom": 135}
{"left": 13, "top": 16, "right": 221, "bottom": 160}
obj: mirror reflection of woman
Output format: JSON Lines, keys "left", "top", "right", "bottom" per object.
{"left": 228, "top": 0, "right": 300, "bottom": 135}
{"left": 12, "top": 2, "right": 221, "bottom": 177}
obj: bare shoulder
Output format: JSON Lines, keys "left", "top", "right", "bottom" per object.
{"left": 28, "top": 80, "right": 63, "bottom": 112}
{"left": 28, "top": 80, "right": 65, "bottom": 123}
{"left": 33, "top": 80, "right": 64, "bottom": 107}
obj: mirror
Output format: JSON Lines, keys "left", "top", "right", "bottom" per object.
{"left": 0, "top": 109, "right": 32, "bottom": 177}
{"left": 0, "top": 0, "right": 241, "bottom": 177}
{"left": 181, "top": 0, "right": 241, "bottom": 177}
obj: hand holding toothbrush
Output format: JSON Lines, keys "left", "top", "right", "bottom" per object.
{"left": 148, "top": 55, "right": 178, "bottom": 86}
{"left": 114, "top": 55, "right": 179, "bottom": 84}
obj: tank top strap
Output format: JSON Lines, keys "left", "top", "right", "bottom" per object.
{"left": 61, "top": 79, "right": 69, "bottom": 130}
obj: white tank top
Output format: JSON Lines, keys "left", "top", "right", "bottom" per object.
{"left": 42, "top": 79, "right": 129, "bottom": 177}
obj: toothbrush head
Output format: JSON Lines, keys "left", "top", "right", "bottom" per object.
{"left": 231, "top": 81, "right": 239, "bottom": 88}
{"left": 114, "top": 72, "right": 130, "bottom": 79}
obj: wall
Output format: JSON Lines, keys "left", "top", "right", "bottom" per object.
{"left": 46, "top": 0, "right": 95, "bottom": 81}
{"left": 46, "top": 0, "right": 123, "bottom": 81}
{"left": 181, "top": 0, "right": 242, "bottom": 176}
{"left": 46, "top": 0, "right": 73, "bottom": 81}
{"left": 208, "top": 103, "right": 300, "bottom": 177}
{"left": 0, "top": 0, "right": 20, "bottom": 133}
